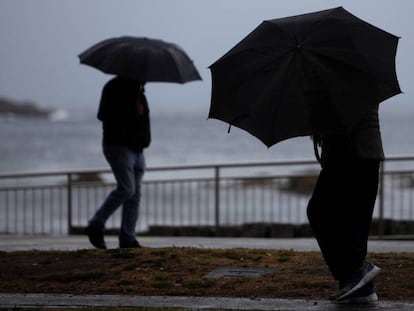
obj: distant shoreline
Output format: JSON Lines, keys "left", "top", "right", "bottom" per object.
{"left": 0, "top": 97, "right": 54, "bottom": 118}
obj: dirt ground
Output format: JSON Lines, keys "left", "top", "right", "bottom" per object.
{"left": 1, "top": 247, "right": 414, "bottom": 300}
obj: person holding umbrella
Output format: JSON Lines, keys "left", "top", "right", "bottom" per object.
{"left": 79, "top": 36, "right": 201, "bottom": 248}
{"left": 208, "top": 7, "right": 401, "bottom": 304}
{"left": 304, "top": 66, "right": 383, "bottom": 303}
{"left": 86, "top": 76, "right": 150, "bottom": 249}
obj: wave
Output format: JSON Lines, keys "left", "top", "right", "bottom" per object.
{"left": 48, "top": 109, "right": 69, "bottom": 121}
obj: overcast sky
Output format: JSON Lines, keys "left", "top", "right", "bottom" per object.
{"left": 0, "top": 0, "right": 413, "bottom": 114}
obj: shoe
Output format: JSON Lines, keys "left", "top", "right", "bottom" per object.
{"left": 335, "top": 262, "right": 381, "bottom": 301}
{"left": 336, "top": 282, "right": 379, "bottom": 304}
{"left": 85, "top": 224, "right": 106, "bottom": 249}
{"left": 119, "top": 239, "right": 142, "bottom": 249}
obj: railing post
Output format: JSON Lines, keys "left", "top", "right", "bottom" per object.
{"left": 214, "top": 166, "right": 220, "bottom": 229}
{"left": 378, "top": 162, "right": 385, "bottom": 238}
{"left": 67, "top": 173, "right": 73, "bottom": 234}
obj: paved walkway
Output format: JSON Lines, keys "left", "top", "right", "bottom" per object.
{"left": 1, "top": 234, "right": 414, "bottom": 252}
{"left": 1, "top": 235, "right": 414, "bottom": 310}
{"left": 1, "top": 293, "right": 414, "bottom": 310}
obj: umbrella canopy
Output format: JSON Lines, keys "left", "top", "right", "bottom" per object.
{"left": 79, "top": 36, "right": 202, "bottom": 83}
{"left": 208, "top": 7, "right": 402, "bottom": 147}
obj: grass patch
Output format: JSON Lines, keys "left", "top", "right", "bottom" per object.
{"left": 277, "top": 249, "right": 295, "bottom": 262}
{"left": 108, "top": 249, "right": 136, "bottom": 259}
{"left": 186, "top": 279, "right": 217, "bottom": 289}
{"left": 39, "top": 269, "right": 106, "bottom": 283}
{"left": 1, "top": 247, "right": 414, "bottom": 300}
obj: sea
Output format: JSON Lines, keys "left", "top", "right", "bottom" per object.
{"left": 1, "top": 99, "right": 414, "bottom": 175}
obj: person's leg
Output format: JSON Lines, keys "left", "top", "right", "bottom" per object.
{"left": 308, "top": 157, "right": 381, "bottom": 300}
{"left": 89, "top": 145, "right": 135, "bottom": 229}
{"left": 332, "top": 159, "right": 381, "bottom": 301}
{"left": 327, "top": 158, "right": 380, "bottom": 283}
{"left": 307, "top": 162, "right": 347, "bottom": 280}
{"left": 119, "top": 151, "right": 145, "bottom": 247}
{"left": 345, "top": 159, "right": 380, "bottom": 269}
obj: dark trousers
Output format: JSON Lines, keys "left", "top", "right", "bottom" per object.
{"left": 307, "top": 156, "right": 380, "bottom": 283}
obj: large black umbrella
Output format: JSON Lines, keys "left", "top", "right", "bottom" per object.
{"left": 209, "top": 7, "right": 401, "bottom": 147}
{"left": 79, "top": 36, "right": 202, "bottom": 83}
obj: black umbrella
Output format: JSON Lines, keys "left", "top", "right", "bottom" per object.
{"left": 208, "top": 7, "right": 402, "bottom": 147}
{"left": 79, "top": 36, "right": 202, "bottom": 83}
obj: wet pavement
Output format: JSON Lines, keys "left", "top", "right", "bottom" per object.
{"left": 1, "top": 234, "right": 414, "bottom": 253}
{"left": 1, "top": 293, "right": 414, "bottom": 310}
{"left": 1, "top": 235, "right": 414, "bottom": 310}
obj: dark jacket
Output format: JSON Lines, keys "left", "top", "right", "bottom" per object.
{"left": 320, "top": 105, "right": 384, "bottom": 163}
{"left": 97, "top": 77, "right": 151, "bottom": 152}
{"left": 303, "top": 67, "right": 384, "bottom": 162}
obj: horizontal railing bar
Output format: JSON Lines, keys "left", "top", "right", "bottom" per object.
{"left": 1, "top": 170, "right": 412, "bottom": 187}
{"left": 146, "top": 159, "right": 319, "bottom": 171}
{"left": 1, "top": 154, "right": 414, "bottom": 180}
{"left": 0, "top": 184, "right": 66, "bottom": 191}
{"left": 66, "top": 170, "right": 414, "bottom": 191}
{"left": 0, "top": 160, "right": 317, "bottom": 179}
{"left": 0, "top": 169, "right": 110, "bottom": 179}
{"left": 383, "top": 154, "right": 414, "bottom": 162}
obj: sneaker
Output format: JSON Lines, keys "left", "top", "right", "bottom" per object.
{"left": 119, "top": 239, "right": 142, "bottom": 249}
{"left": 335, "top": 262, "right": 381, "bottom": 301}
{"left": 85, "top": 224, "right": 106, "bottom": 249}
{"left": 337, "top": 282, "right": 379, "bottom": 304}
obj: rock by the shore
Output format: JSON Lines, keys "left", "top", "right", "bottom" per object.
{"left": 0, "top": 97, "right": 53, "bottom": 118}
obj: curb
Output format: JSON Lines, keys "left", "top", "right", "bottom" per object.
{"left": 1, "top": 294, "right": 414, "bottom": 310}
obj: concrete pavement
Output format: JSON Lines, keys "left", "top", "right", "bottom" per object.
{"left": 1, "top": 234, "right": 414, "bottom": 252}
{"left": 1, "top": 235, "right": 414, "bottom": 310}
{"left": 1, "top": 293, "right": 414, "bottom": 310}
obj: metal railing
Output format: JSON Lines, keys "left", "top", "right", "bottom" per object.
{"left": 1, "top": 156, "right": 414, "bottom": 237}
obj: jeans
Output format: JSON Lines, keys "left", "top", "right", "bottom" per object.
{"left": 89, "top": 144, "right": 145, "bottom": 244}
{"left": 307, "top": 156, "right": 380, "bottom": 282}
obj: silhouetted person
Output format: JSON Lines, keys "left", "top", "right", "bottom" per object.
{"left": 86, "top": 76, "right": 150, "bottom": 249}
{"left": 305, "top": 69, "right": 382, "bottom": 304}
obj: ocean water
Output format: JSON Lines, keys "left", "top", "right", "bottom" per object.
{"left": 0, "top": 101, "right": 414, "bottom": 175}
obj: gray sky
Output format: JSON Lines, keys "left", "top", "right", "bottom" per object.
{"left": 0, "top": 0, "right": 413, "bottom": 114}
